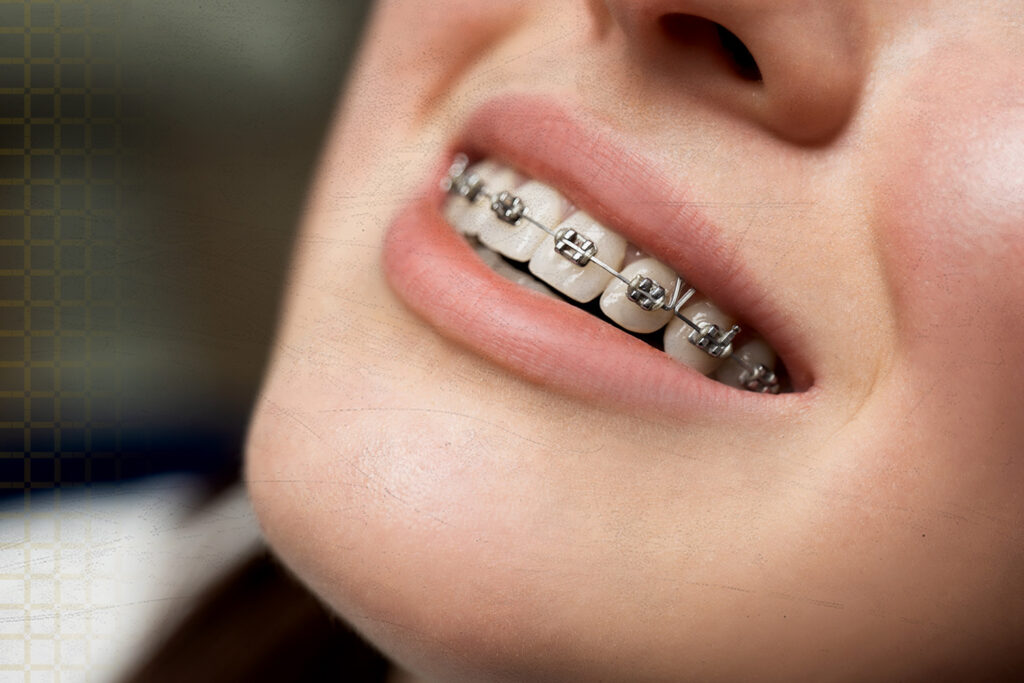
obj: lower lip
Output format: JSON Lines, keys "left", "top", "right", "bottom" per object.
{"left": 382, "top": 179, "right": 790, "bottom": 419}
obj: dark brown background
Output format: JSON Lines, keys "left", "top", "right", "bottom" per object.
{"left": 1, "top": 0, "right": 372, "bottom": 493}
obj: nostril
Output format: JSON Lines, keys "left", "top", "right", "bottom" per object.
{"left": 714, "top": 24, "right": 761, "bottom": 82}
{"left": 659, "top": 14, "right": 763, "bottom": 83}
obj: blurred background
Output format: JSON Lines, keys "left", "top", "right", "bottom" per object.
{"left": 1, "top": 3, "right": 381, "bottom": 678}
{"left": 2, "top": 0, "right": 373, "bottom": 493}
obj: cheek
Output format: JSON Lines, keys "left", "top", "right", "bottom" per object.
{"left": 868, "top": 58, "right": 1024, "bottom": 458}
{"left": 355, "top": 1, "right": 526, "bottom": 112}
{"left": 882, "top": 133, "right": 1024, "bottom": 354}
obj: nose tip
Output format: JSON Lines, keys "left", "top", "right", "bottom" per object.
{"left": 601, "top": 0, "right": 867, "bottom": 144}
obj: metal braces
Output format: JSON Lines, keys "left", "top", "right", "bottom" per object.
{"left": 554, "top": 228, "right": 597, "bottom": 267}
{"left": 626, "top": 275, "right": 666, "bottom": 311}
{"left": 491, "top": 191, "right": 525, "bottom": 224}
{"left": 734, "top": 360, "right": 779, "bottom": 394}
{"left": 442, "top": 154, "right": 780, "bottom": 393}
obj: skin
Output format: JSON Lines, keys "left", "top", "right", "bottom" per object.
{"left": 245, "top": 1, "right": 1024, "bottom": 681}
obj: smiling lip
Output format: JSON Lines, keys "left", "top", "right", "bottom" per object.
{"left": 382, "top": 94, "right": 812, "bottom": 418}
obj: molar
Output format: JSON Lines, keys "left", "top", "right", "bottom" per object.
{"left": 715, "top": 338, "right": 776, "bottom": 389}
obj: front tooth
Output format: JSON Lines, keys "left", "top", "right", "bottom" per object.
{"left": 599, "top": 258, "right": 676, "bottom": 332}
{"left": 715, "top": 339, "right": 776, "bottom": 389}
{"left": 527, "top": 211, "right": 626, "bottom": 302}
{"left": 663, "top": 298, "right": 736, "bottom": 375}
{"left": 445, "top": 162, "right": 519, "bottom": 237}
{"left": 478, "top": 180, "right": 565, "bottom": 262}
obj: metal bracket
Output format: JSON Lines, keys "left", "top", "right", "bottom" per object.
{"left": 491, "top": 191, "right": 525, "bottom": 224}
{"left": 554, "top": 227, "right": 598, "bottom": 266}
{"left": 626, "top": 275, "right": 667, "bottom": 311}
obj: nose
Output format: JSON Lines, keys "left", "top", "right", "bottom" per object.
{"left": 600, "top": 0, "right": 866, "bottom": 143}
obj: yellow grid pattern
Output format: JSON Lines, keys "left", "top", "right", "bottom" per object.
{"left": 1, "top": 1, "right": 128, "bottom": 679}
{"left": 0, "top": 0, "right": 122, "bottom": 472}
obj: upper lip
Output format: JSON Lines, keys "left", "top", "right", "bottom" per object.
{"left": 383, "top": 93, "right": 813, "bottom": 418}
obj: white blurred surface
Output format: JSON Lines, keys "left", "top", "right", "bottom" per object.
{"left": 0, "top": 478, "right": 261, "bottom": 682}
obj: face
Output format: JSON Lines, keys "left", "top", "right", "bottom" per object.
{"left": 246, "top": 1, "right": 1024, "bottom": 680}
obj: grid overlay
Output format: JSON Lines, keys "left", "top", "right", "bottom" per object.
{"left": 0, "top": 0, "right": 123, "bottom": 475}
{"left": 1, "top": 1, "right": 129, "bottom": 679}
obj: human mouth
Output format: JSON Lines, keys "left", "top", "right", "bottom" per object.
{"left": 442, "top": 154, "right": 785, "bottom": 393}
{"left": 383, "top": 96, "right": 809, "bottom": 416}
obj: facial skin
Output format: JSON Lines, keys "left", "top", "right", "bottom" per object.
{"left": 246, "top": 2, "right": 1024, "bottom": 680}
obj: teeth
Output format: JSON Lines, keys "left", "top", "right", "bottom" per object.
{"left": 442, "top": 156, "right": 788, "bottom": 393}
{"left": 527, "top": 211, "right": 626, "bottom": 302}
{"left": 599, "top": 258, "right": 676, "bottom": 333}
{"left": 472, "top": 244, "right": 560, "bottom": 300}
{"left": 663, "top": 298, "right": 736, "bottom": 375}
{"left": 446, "top": 161, "right": 520, "bottom": 237}
{"left": 715, "top": 338, "right": 776, "bottom": 388}
{"left": 622, "top": 243, "right": 648, "bottom": 267}
{"left": 478, "top": 180, "right": 566, "bottom": 262}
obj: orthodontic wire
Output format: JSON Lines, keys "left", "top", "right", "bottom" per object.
{"left": 442, "top": 154, "right": 781, "bottom": 394}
